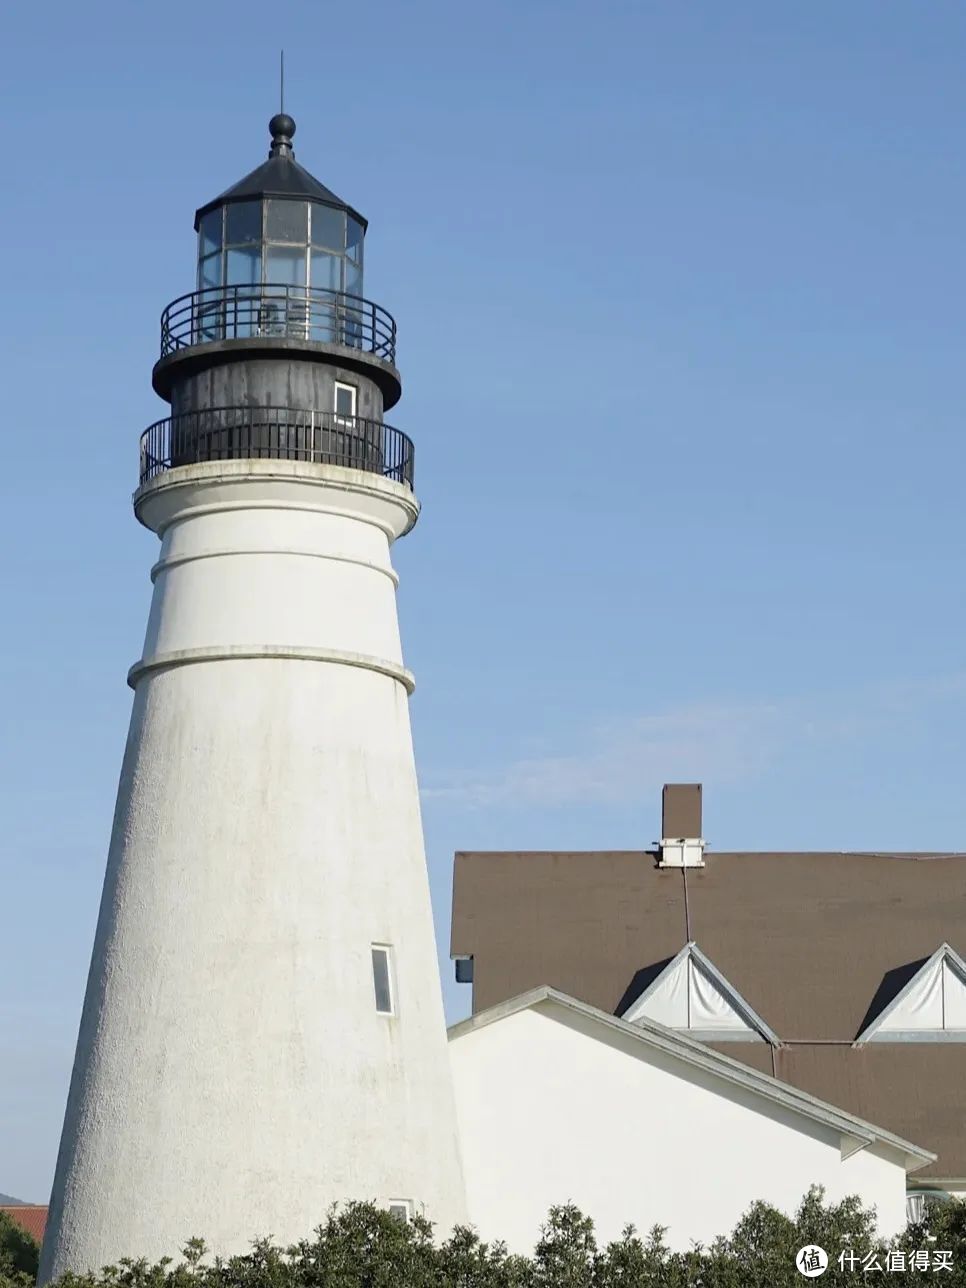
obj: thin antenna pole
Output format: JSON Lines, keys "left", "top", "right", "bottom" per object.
{"left": 280, "top": 50, "right": 285, "bottom": 114}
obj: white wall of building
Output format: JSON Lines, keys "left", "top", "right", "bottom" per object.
{"left": 41, "top": 462, "right": 468, "bottom": 1281}
{"left": 450, "top": 1000, "right": 912, "bottom": 1254}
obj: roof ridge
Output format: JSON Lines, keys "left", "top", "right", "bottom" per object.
{"left": 456, "top": 849, "right": 966, "bottom": 860}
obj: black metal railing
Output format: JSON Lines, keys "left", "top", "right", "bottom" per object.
{"left": 139, "top": 407, "right": 414, "bottom": 489}
{"left": 159, "top": 285, "right": 397, "bottom": 363}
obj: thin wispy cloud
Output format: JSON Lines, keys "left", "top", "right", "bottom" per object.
{"left": 421, "top": 673, "right": 966, "bottom": 809}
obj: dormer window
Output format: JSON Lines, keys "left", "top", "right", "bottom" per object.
{"left": 855, "top": 943, "right": 966, "bottom": 1043}
{"left": 620, "top": 942, "right": 779, "bottom": 1045}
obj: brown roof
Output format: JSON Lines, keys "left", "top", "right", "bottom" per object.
{"left": 451, "top": 847, "right": 966, "bottom": 1179}
{"left": 0, "top": 1205, "right": 48, "bottom": 1244}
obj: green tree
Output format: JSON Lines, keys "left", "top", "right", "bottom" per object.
{"left": 13, "top": 1187, "right": 963, "bottom": 1288}
{"left": 896, "top": 1194, "right": 966, "bottom": 1286}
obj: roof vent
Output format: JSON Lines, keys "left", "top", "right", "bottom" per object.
{"left": 658, "top": 783, "right": 705, "bottom": 868}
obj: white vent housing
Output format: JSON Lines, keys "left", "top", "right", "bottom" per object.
{"left": 658, "top": 837, "right": 706, "bottom": 868}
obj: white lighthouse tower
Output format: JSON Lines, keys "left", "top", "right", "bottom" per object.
{"left": 40, "top": 114, "right": 468, "bottom": 1281}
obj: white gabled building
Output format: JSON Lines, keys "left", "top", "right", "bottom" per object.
{"left": 449, "top": 988, "right": 934, "bottom": 1253}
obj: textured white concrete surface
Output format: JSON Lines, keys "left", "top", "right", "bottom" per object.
{"left": 449, "top": 1000, "right": 915, "bottom": 1253}
{"left": 40, "top": 461, "right": 468, "bottom": 1281}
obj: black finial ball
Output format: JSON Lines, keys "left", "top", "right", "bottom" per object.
{"left": 270, "top": 113, "right": 296, "bottom": 141}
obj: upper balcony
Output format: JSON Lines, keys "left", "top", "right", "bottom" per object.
{"left": 152, "top": 285, "right": 401, "bottom": 407}
{"left": 161, "top": 284, "right": 396, "bottom": 359}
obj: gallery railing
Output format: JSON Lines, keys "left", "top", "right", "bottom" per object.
{"left": 159, "top": 285, "right": 398, "bottom": 363}
{"left": 139, "top": 407, "right": 414, "bottom": 489}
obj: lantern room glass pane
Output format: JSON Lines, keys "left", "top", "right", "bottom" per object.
{"left": 225, "top": 200, "right": 262, "bottom": 245}
{"left": 196, "top": 301, "right": 225, "bottom": 343}
{"left": 347, "top": 217, "right": 364, "bottom": 263}
{"left": 310, "top": 249, "right": 341, "bottom": 292}
{"left": 199, "top": 208, "right": 222, "bottom": 256}
{"left": 266, "top": 199, "right": 308, "bottom": 244}
{"left": 310, "top": 203, "right": 346, "bottom": 251}
{"left": 345, "top": 259, "right": 362, "bottom": 298}
{"left": 266, "top": 245, "right": 307, "bottom": 286}
{"left": 225, "top": 246, "right": 262, "bottom": 286}
{"left": 199, "top": 253, "right": 223, "bottom": 291}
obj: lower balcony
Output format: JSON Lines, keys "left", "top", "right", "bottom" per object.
{"left": 139, "top": 407, "right": 414, "bottom": 490}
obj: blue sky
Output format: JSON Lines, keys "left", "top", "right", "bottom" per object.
{"left": 2, "top": 0, "right": 966, "bottom": 1204}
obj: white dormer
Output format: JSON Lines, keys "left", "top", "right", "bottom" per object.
{"left": 621, "top": 942, "right": 779, "bottom": 1044}
{"left": 855, "top": 943, "right": 966, "bottom": 1044}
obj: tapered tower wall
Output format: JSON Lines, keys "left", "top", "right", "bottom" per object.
{"left": 40, "top": 463, "right": 468, "bottom": 1279}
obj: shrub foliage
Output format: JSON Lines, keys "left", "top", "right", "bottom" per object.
{"left": 8, "top": 1188, "right": 966, "bottom": 1288}
{"left": 0, "top": 1211, "right": 40, "bottom": 1288}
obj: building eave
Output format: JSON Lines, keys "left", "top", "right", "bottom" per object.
{"left": 449, "top": 986, "right": 936, "bottom": 1173}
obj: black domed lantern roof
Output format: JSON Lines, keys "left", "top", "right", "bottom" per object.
{"left": 193, "top": 114, "right": 367, "bottom": 232}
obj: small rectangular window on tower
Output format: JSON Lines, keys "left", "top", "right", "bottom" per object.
{"left": 334, "top": 382, "right": 357, "bottom": 422}
{"left": 372, "top": 945, "right": 394, "bottom": 1015}
{"left": 388, "top": 1201, "right": 413, "bottom": 1224}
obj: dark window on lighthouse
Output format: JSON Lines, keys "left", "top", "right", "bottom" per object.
{"left": 334, "top": 382, "right": 357, "bottom": 422}
{"left": 372, "top": 945, "right": 394, "bottom": 1014}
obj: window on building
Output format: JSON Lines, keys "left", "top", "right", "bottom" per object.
{"left": 388, "top": 1201, "right": 413, "bottom": 1224}
{"left": 856, "top": 943, "right": 966, "bottom": 1043}
{"left": 620, "top": 941, "right": 778, "bottom": 1044}
{"left": 372, "top": 945, "right": 394, "bottom": 1015}
{"left": 334, "top": 382, "right": 357, "bottom": 423}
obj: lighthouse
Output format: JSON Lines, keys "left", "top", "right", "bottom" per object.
{"left": 40, "top": 115, "right": 468, "bottom": 1280}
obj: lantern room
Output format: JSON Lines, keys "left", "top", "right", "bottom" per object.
{"left": 193, "top": 113, "right": 366, "bottom": 302}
